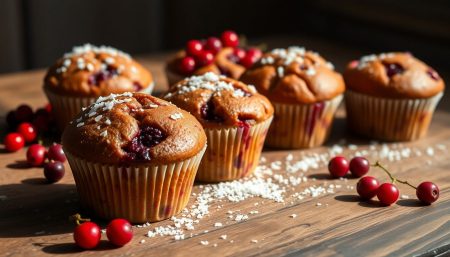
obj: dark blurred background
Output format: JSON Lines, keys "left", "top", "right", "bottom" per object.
{"left": 1, "top": 0, "right": 449, "bottom": 75}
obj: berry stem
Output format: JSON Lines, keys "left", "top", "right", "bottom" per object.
{"left": 70, "top": 213, "right": 91, "bottom": 225}
{"left": 371, "top": 161, "right": 417, "bottom": 189}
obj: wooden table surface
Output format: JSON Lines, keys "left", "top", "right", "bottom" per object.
{"left": 0, "top": 50, "right": 449, "bottom": 257}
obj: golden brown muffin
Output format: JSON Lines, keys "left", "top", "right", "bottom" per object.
{"left": 344, "top": 52, "right": 445, "bottom": 98}
{"left": 166, "top": 47, "right": 248, "bottom": 85}
{"left": 240, "top": 46, "right": 345, "bottom": 104}
{"left": 44, "top": 44, "right": 154, "bottom": 97}
{"left": 62, "top": 92, "right": 206, "bottom": 165}
{"left": 164, "top": 72, "right": 274, "bottom": 129}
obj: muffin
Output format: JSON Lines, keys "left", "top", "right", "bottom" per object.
{"left": 44, "top": 44, "right": 154, "bottom": 131}
{"left": 164, "top": 72, "right": 273, "bottom": 182}
{"left": 344, "top": 52, "right": 445, "bottom": 141}
{"left": 165, "top": 30, "right": 262, "bottom": 86}
{"left": 240, "top": 46, "right": 345, "bottom": 149}
{"left": 62, "top": 92, "right": 206, "bottom": 223}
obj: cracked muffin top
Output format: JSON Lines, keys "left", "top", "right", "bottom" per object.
{"left": 344, "top": 52, "right": 445, "bottom": 99}
{"left": 44, "top": 44, "right": 153, "bottom": 97}
{"left": 163, "top": 72, "right": 274, "bottom": 129}
{"left": 62, "top": 93, "right": 206, "bottom": 165}
{"left": 240, "top": 46, "right": 345, "bottom": 104}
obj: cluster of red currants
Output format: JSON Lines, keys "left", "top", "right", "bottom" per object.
{"left": 27, "top": 143, "right": 66, "bottom": 183}
{"left": 328, "top": 156, "right": 439, "bottom": 206}
{"left": 71, "top": 214, "right": 133, "bottom": 250}
{"left": 178, "top": 30, "right": 262, "bottom": 75}
{"left": 4, "top": 103, "right": 55, "bottom": 152}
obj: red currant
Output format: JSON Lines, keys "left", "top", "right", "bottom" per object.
{"left": 106, "top": 219, "right": 133, "bottom": 247}
{"left": 349, "top": 156, "right": 370, "bottom": 177}
{"left": 195, "top": 50, "right": 214, "bottom": 67}
{"left": 328, "top": 156, "right": 349, "bottom": 178}
{"left": 377, "top": 183, "right": 399, "bottom": 206}
{"left": 44, "top": 161, "right": 65, "bottom": 183}
{"left": 15, "top": 104, "right": 34, "bottom": 122}
{"left": 47, "top": 143, "right": 67, "bottom": 162}
{"left": 178, "top": 56, "right": 196, "bottom": 75}
{"left": 246, "top": 48, "right": 262, "bottom": 60}
{"left": 221, "top": 30, "right": 239, "bottom": 47}
{"left": 204, "top": 37, "right": 222, "bottom": 54}
{"left": 186, "top": 40, "right": 203, "bottom": 57}
{"left": 4, "top": 133, "right": 25, "bottom": 152}
{"left": 17, "top": 122, "right": 37, "bottom": 143}
{"left": 74, "top": 222, "right": 101, "bottom": 249}
{"left": 26, "top": 144, "right": 47, "bottom": 167}
{"left": 356, "top": 176, "right": 380, "bottom": 200}
{"left": 233, "top": 48, "right": 246, "bottom": 61}
{"left": 416, "top": 181, "right": 439, "bottom": 205}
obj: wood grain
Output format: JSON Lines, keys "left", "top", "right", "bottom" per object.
{"left": 0, "top": 54, "right": 449, "bottom": 257}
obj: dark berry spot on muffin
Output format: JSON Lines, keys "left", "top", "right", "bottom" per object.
{"left": 133, "top": 81, "right": 143, "bottom": 91}
{"left": 200, "top": 100, "right": 224, "bottom": 122}
{"left": 427, "top": 68, "right": 440, "bottom": 81}
{"left": 383, "top": 63, "right": 404, "bottom": 77}
{"left": 122, "top": 126, "right": 166, "bottom": 162}
{"left": 88, "top": 65, "right": 119, "bottom": 86}
{"left": 218, "top": 66, "right": 231, "bottom": 77}
{"left": 305, "top": 102, "right": 325, "bottom": 137}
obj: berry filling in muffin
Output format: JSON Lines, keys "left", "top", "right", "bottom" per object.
{"left": 200, "top": 100, "right": 224, "bottom": 122}
{"left": 122, "top": 125, "right": 167, "bottom": 162}
{"left": 88, "top": 65, "right": 119, "bottom": 86}
{"left": 383, "top": 62, "right": 404, "bottom": 77}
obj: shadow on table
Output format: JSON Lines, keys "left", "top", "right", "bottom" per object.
{"left": 0, "top": 181, "right": 79, "bottom": 238}
{"left": 334, "top": 194, "right": 384, "bottom": 208}
{"left": 36, "top": 241, "right": 117, "bottom": 254}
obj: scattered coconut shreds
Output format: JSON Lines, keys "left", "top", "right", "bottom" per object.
{"left": 200, "top": 240, "right": 209, "bottom": 246}
{"left": 141, "top": 142, "right": 447, "bottom": 241}
{"left": 251, "top": 239, "right": 258, "bottom": 243}
{"left": 400, "top": 195, "right": 410, "bottom": 200}
{"left": 140, "top": 239, "right": 146, "bottom": 244}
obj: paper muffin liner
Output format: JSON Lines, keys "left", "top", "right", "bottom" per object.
{"left": 196, "top": 117, "right": 273, "bottom": 182}
{"left": 65, "top": 145, "right": 205, "bottom": 223}
{"left": 345, "top": 90, "right": 443, "bottom": 141}
{"left": 44, "top": 84, "right": 154, "bottom": 131}
{"left": 165, "top": 66, "right": 186, "bottom": 87}
{"left": 265, "top": 95, "right": 343, "bottom": 149}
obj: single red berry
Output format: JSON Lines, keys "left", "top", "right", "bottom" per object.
{"left": 106, "top": 219, "right": 133, "bottom": 247}
{"left": 349, "top": 156, "right": 370, "bottom": 177}
{"left": 4, "top": 133, "right": 25, "bottom": 152}
{"left": 328, "top": 156, "right": 349, "bottom": 178}
{"left": 204, "top": 37, "right": 222, "bottom": 54}
{"left": 6, "top": 111, "right": 18, "bottom": 128}
{"left": 44, "top": 103, "right": 52, "bottom": 113}
{"left": 233, "top": 48, "right": 246, "bottom": 61}
{"left": 195, "top": 50, "right": 214, "bottom": 67}
{"left": 240, "top": 55, "right": 257, "bottom": 68}
{"left": 186, "top": 40, "right": 203, "bottom": 57}
{"left": 47, "top": 143, "right": 67, "bottom": 162}
{"left": 416, "top": 181, "right": 439, "bottom": 205}
{"left": 377, "top": 183, "right": 399, "bottom": 206}
{"left": 15, "top": 104, "right": 34, "bottom": 122}
{"left": 246, "top": 48, "right": 262, "bottom": 60}
{"left": 26, "top": 144, "right": 47, "bottom": 167}
{"left": 357, "top": 176, "right": 380, "bottom": 200}
{"left": 178, "top": 56, "right": 196, "bottom": 75}
{"left": 221, "top": 30, "right": 239, "bottom": 47}
{"left": 17, "top": 122, "right": 37, "bottom": 143}
{"left": 74, "top": 222, "right": 101, "bottom": 250}
{"left": 44, "top": 161, "right": 65, "bottom": 183}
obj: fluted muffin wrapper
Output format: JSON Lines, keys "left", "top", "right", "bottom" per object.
{"left": 65, "top": 145, "right": 205, "bottom": 223}
{"left": 44, "top": 83, "right": 154, "bottom": 132}
{"left": 345, "top": 90, "right": 443, "bottom": 141}
{"left": 196, "top": 117, "right": 273, "bottom": 182}
{"left": 265, "top": 95, "right": 343, "bottom": 149}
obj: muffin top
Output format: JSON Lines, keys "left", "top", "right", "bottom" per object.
{"left": 44, "top": 44, "right": 153, "bottom": 97}
{"left": 62, "top": 93, "right": 206, "bottom": 165}
{"left": 163, "top": 72, "right": 274, "bottom": 129}
{"left": 344, "top": 52, "right": 445, "bottom": 98}
{"left": 240, "top": 46, "right": 345, "bottom": 104}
